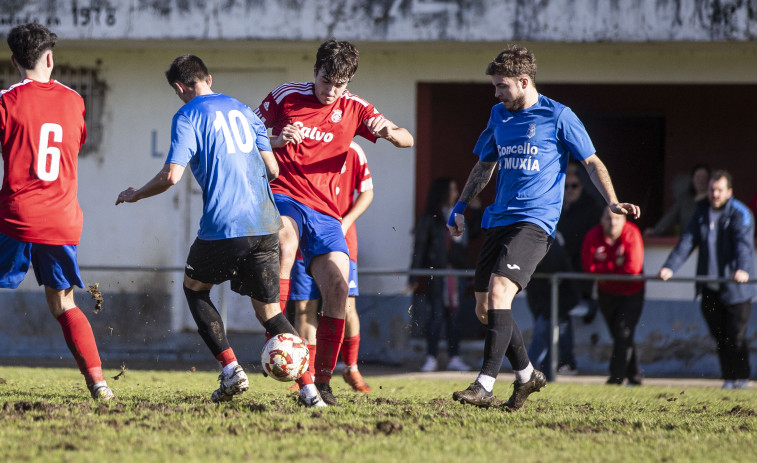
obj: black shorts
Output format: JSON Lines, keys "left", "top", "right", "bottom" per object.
{"left": 474, "top": 222, "right": 553, "bottom": 293}
{"left": 185, "top": 234, "right": 280, "bottom": 302}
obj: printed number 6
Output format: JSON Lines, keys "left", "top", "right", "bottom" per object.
{"left": 37, "top": 123, "right": 63, "bottom": 181}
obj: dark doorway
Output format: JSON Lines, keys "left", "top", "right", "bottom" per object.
{"left": 415, "top": 83, "right": 757, "bottom": 246}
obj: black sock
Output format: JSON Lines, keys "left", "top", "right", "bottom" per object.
{"left": 263, "top": 312, "right": 298, "bottom": 337}
{"left": 480, "top": 310, "right": 514, "bottom": 378}
{"left": 184, "top": 285, "right": 230, "bottom": 356}
{"left": 505, "top": 322, "right": 530, "bottom": 371}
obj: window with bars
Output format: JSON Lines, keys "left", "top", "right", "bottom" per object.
{"left": 0, "top": 62, "right": 106, "bottom": 156}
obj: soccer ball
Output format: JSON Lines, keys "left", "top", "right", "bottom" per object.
{"left": 261, "top": 333, "right": 310, "bottom": 382}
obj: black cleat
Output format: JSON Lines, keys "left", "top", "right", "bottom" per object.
{"left": 504, "top": 370, "right": 546, "bottom": 410}
{"left": 314, "top": 382, "right": 342, "bottom": 407}
{"left": 452, "top": 381, "right": 496, "bottom": 407}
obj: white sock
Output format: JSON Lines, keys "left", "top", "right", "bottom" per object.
{"left": 514, "top": 363, "right": 534, "bottom": 383}
{"left": 476, "top": 374, "right": 496, "bottom": 392}
{"left": 222, "top": 361, "right": 239, "bottom": 377}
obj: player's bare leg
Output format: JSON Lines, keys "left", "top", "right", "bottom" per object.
{"left": 278, "top": 216, "right": 300, "bottom": 314}
{"left": 341, "top": 296, "right": 370, "bottom": 392}
{"left": 48, "top": 286, "right": 113, "bottom": 401}
{"left": 289, "top": 299, "right": 318, "bottom": 391}
{"left": 309, "top": 251, "right": 350, "bottom": 406}
{"left": 277, "top": 217, "right": 321, "bottom": 405}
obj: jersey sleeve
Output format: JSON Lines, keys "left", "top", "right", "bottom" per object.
{"left": 556, "top": 107, "right": 595, "bottom": 161}
{"left": 253, "top": 90, "right": 279, "bottom": 130}
{"left": 353, "top": 98, "right": 380, "bottom": 143}
{"left": 165, "top": 113, "right": 196, "bottom": 167}
{"left": 249, "top": 109, "right": 272, "bottom": 152}
{"left": 473, "top": 108, "right": 498, "bottom": 162}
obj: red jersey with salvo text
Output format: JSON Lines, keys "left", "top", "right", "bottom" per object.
{"left": 0, "top": 79, "right": 86, "bottom": 245}
{"left": 254, "top": 82, "right": 380, "bottom": 219}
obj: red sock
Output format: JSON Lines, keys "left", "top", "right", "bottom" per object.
{"left": 296, "top": 371, "right": 314, "bottom": 387}
{"left": 307, "top": 343, "right": 317, "bottom": 376}
{"left": 56, "top": 307, "right": 104, "bottom": 386}
{"left": 341, "top": 334, "right": 360, "bottom": 368}
{"left": 215, "top": 348, "right": 237, "bottom": 367}
{"left": 314, "top": 316, "right": 345, "bottom": 383}
{"left": 279, "top": 278, "right": 290, "bottom": 314}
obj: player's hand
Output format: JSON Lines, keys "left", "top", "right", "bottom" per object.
{"left": 732, "top": 269, "right": 750, "bottom": 283}
{"left": 273, "top": 124, "right": 303, "bottom": 147}
{"left": 610, "top": 202, "right": 641, "bottom": 220}
{"left": 364, "top": 116, "right": 393, "bottom": 138}
{"left": 116, "top": 188, "right": 139, "bottom": 205}
{"left": 447, "top": 213, "right": 465, "bottom": 237}
{"left": 658, "top": 267, "right": 674, "bottom": 281}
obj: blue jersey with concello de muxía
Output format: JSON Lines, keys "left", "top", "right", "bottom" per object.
{"left": 474, "top": 94, "right": 595, "bottom": 236}
{"left": 166, "top": 93, "right": 282, "bottom": 240}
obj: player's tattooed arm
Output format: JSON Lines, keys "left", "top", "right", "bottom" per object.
{"left": 583, "top": 154, "right": 641, "bottom": 219}
{"left": 447, "top": 161, "right": 496, "bottom": 237}
{"left": 459, "top": 161, "right": 497, "bottom": 204}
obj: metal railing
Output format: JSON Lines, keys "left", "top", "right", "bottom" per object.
{"left": 79, "top": 265, "right": 754, "bottom": 380}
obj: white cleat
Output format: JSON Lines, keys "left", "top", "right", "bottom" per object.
{"left": 211, "top": 365, "right": 249, "bottom": 403}
{"left": 89, "top": 382, "right": 115, "bottom": 401}
{"left": 299, "top": 384, "right": 327, "bottom": 408}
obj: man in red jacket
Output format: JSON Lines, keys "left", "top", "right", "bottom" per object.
{"left": 582, "top": 207, "right": 645, "bottom": 385}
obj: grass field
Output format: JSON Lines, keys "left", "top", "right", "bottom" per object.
{"left": 0, "top": 365, "right": 755, "bottom": 463}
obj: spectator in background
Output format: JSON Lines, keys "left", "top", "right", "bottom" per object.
{"left": 659, "top": 170, "right": 755, "bottom": 389}
{"left": 583, "top": 207, "right": 645, "bottom": 385}
{"left": 525, "top": 231, "right": 580, "bottom": 379}
{"left": 644, "top": 164, "right": 710, "bottom": 237}
{"left": 410, "top": 178, "right": 473, "bottom": 372}
{"left": 556, "top": 161, "right": 604, "bottom": 321}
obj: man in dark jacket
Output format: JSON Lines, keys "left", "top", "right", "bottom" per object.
{"left": 659, "top": 170, "right": 755, "bottom": 389}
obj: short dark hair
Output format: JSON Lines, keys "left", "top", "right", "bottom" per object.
{"left": 7, "top": 23, "right": 57, "bottom": 70}
{"left": 165, "top": 54, "right": 209, "bottom": 87}
{"left": 314, "top": 39, "right": 359, "bottom": 84}
{"left": 710, "top": 169, "right": 732, "bottom": 189}
{"left": 485, "top": 44, "right": 537, "bottom": 83}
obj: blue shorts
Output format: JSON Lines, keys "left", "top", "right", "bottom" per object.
{"left": 274, "top": 194, "right": 349, "bottom": 270}
{"left": 0, "top": 232, "right": 84, "bottom": 290}
{"left": 289, "top": 258, "right": 359, "bottom": 300}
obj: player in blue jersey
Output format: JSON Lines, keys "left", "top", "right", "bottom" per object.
{"left": 115, "top": 55, "right": 324, "bottom": 406}
{"left": 448, "top": 45, "right": 640, "bottom": 410}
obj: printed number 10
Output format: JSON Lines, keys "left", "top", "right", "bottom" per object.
{"left": 214, "top": 110, "right": 254, "bottom": 154}
{"left": 37, "top": 123, "right": 63, "bottom": 181}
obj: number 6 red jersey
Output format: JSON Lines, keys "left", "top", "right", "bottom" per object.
{"left": 0, "top": 79, "right": 86, "bottom": 245}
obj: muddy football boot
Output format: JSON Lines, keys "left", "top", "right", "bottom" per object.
{"left": 314, "top": 382, "right": 342, "bottom": 407}
{"left": 211, "top": 365, "right": 249, "bottom": 403}
{"left": 452, "top": 381, "right": 496, "bottom": 407}
{"left": 504, "top": 370, "right": 546, "bottom": 410}
{"left": 342, "top": 368, "right": 371, "bottom": 393}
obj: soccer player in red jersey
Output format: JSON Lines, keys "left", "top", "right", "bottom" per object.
{"left": 255, "top": 40, "right": 413, "bottom": 406}
{"left": 0, "top": 24, "right": 114, "bottom": 400}
{"left": 290, "top": 141, "right": 374, "bottom": 393}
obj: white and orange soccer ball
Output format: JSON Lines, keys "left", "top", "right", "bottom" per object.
{"left": 261, "top": 333, "right": 309, "bottom": 382}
